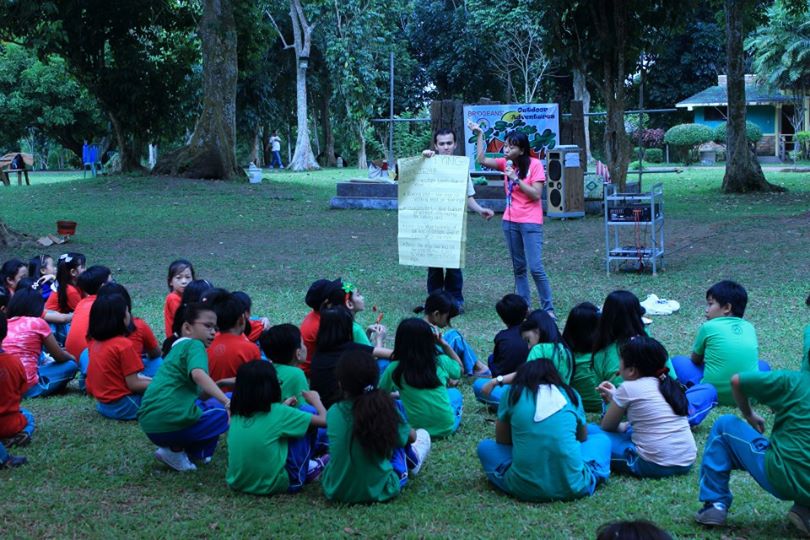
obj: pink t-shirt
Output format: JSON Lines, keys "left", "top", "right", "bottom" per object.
{"left": 495, "top": 157, "right": 545, "bottom": 224}
{"left": 3, "top": 316, "right": 52, "bottom": 387}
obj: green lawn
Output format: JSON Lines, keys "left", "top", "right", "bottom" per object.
{"left": 0, "top": 166, "right": 809, "bottom": 538}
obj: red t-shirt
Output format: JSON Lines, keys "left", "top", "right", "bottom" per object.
{"left": 65, "top": 294, "right": 96, "bottom": 359}
{"left": 0, "top": 351, "right": 28, "bottom": 437}
{"left": 128, "top": 317, "right": 159, "bottom": 357}
{"left": 44, "top": 284, "right": 83, "bottom": 313}
{"left": 207, "top": 332, "right": 261, "bottom": 387}
{"left": 163, "top": 291, "right": 182, "bottom": 338}
{"left": 300, "top": 310, "right": 320, "bottom": 376}
{"left": 86, "top": 336, "right": 145, "bottom": 403}
{"left": 246, "top": 319, "right": 264, "bottom": 342}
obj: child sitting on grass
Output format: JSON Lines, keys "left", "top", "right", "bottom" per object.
{"left": 671, "top": 280, "right": 766, "bottom": 425}
{"left": 138, "top": 303, "right": 230, "bottom": 472}
{"left": 163, "top": 259, "right": 194, "bottom": 339}
{"left": 380, "top": 318, "right": 463, "bottom": 438}
{"left": 562, "top": 302, "right": 602, "bottom": 413}
{"left": 86, "top": 294, "right": 151, "bottom": 421}
{"left": 488, "top": 294, "right": 529, "bottom": 377}
{"left": 226, "top": 360, "right": 328, "bottom": 495}
{"left": 233, "top": 291, "right": 270, "bottom": 343}
{"left": 590, "top": 336, "right": 696, "bottom": 478}
{"left": 206, "top": 292, "right": 261, "bottom": 390}
{"left": 321, "top": 349, "right": 430, "bottom": 504}
{"left": 476, "top": 359, "right": 610, "bottom": 502}
{"left": 693, "top": 368, "right": 810, "bottom": 536}
{"left": 0, "top": 312, "right": 35, "bottom": 446}
{"left": 259, "top": 324, "right": 309, "bottom": 407}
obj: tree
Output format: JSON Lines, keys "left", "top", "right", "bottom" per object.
{"left": 269, "top": 0, "right": 320, "bottom": 171}
{"left": 747, "top": 1, "right": 810, "bottom": 133}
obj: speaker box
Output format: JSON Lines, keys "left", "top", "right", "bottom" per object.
{"left": 545, "top": 145, "right": 584, "bottom": 219}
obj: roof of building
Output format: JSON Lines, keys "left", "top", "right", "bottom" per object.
{"left": 676, "top": 84, "right": 793, "bottom": 108}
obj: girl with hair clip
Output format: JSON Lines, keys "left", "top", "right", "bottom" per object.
{"left": 3, "top": 282, "right": 77, "bottom": 398}
{"left": 163, "top": 259, "right": 195, "bottom": 339}
{"left": 97, "top": 283, "right": 162, "bottom": 377}
{"left": 27, "top": 254, "right": 56, "bottom": 301}
{"left": 85, "top": 294, "right": 151, "bottom": 420}
{"left": 226, "top": 360, "right": 329, "bottom": 495}
{"left": 477, "top": 358, "right": 611, "bottom": 502}
{"left": 138, "top": 302, "right": 230, "bottom": 472}
{"left": 310, "top": 306, "right": 392, "bottom": 409}
{"left": 43, "top": 253, "right": 86, "bottom": 342}
{"left": 162, "top": 279, "right": 213, "bottom": 357}
{"left": 469, "top": 122, "right": 555, "bottom": 318}
{"left": 563, "top": 302, "right": 603, "bottom": 413}
{"left": 380, "top": 318, "right": 464, "bottom": 438}
{"left": 473, "top": 309, "right": 571, "bottom": 406}
{"left": 590, "top": 336, "right": 696, "bottom": 478}
{"left": 322, "top": 349, "right": 431, "bottom": 504}
{"left": 415, "top": 291, "right": 489, "bottom": 376}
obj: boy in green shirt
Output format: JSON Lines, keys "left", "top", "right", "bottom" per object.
{"left": 259, "top": 324, "right": 309, "bottom": 408}
{"left": 694, "top": 369, "right": 810, "bottom": 536}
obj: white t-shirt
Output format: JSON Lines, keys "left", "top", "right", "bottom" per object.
{"left": 270, "top": 136, "right": 281, "bottom": 152}
{"left": 613, "top": 377, "right": 696, "bottom": 467}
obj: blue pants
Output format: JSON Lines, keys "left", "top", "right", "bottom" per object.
{"left": 145, "top": 398, "right": 229, "bottom": 460}
{"left": 477, "top": 431, "right": 610, "bottom": 499}
{"left": 24, "top": 360, "right": 79, "bottom": 398}
{"left": 427, "top": 267, "right": 463, "bottom": 307}
{"left": 49, "top": 322, "right": 70, "bottom": 347}
{"left": 377, "top": 359, "right": 390, "bottom": 378}
{"left": 78, "top": 348, "right": 90, "bottom": 392}
{"left": 271, "top": 150, "right": 283, "bottom": 168}
{"left": 141, "top": 356, "right": 163, "bottom": 378}
{"left": 588, "top": 424, "right": 692, "bottom": 478}
{"left": 97, "top": 395, "right": 142, "bottom": 421}
{"left": 699, "top": 414, "right": 782, "bottom": 508}
{"left": 286, "top": 431, "right": 315, "bottom": 493}
{"left": 0, "top": 442, "right": 7, "bottom": 464}
{"left": 473, "top": 379, "right": 508, "bottom": 407}
{"left": 448, "top": 387, "right": 463, "bottom": 434}
{"left": 21, "top": 409, "right": 35, "bottom": 437}
{"left": 444, "top": 329, "right": 479, "bottom": 375}
{"left": 502, "top": 220, "right": 554, "bottom": 312}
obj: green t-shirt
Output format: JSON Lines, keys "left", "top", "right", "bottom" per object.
{"left": 802, "top": 323, "right": 810, "bottom": 373}
{"left": 693, "top": 317, "right": 759, "bottom": 405}
{"left": 138, "top": 338, "right": 208, "bottom": 433}
{"left": 226, "top": 404, "right": 312, "bottom": 495}
{"left": 569, "top": 351, "right": 602, "bottom": 413}
{"left": 379, "top": 354, "right": 461, "bottom": 438}
{"left": 739, "top": 370, "right": 810, "bottom": 505}
{"left": 592, "top": 343, "right": 622, "bottom": 387}
{"left": 321, "top": 400, "right": 411, "bottom": 503}
{"left": 526, "top": 342, "right": 573, "bottom": 383}
{"left": 275, "top": 363, "right": 309, "bottom": 408}
{"left": 497, "top": 386, "right": 592, "bottom": 502}
{"left": 352, "top": 321, "right": 372, "bottom": 346}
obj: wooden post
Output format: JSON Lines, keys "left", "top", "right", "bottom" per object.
{"left": 570, "top": 100, "right": 586, "bottom": 172}
{"left": 430, "top": 100, "right": 465, "bottom": 155}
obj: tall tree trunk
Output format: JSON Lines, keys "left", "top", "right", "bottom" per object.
{"left": 262, "top": 124, "right": 271, "bottom": 166}
{"left": 108, "top": 112, "right": 144, "bottom": 172}
{"left": 248, "top": 128, "right": 261, "bottom": 165}
{"left": 321, "top": 87, "right": 336, "bottom": 167}
{"left": 356, "top": 124, "right": 367, "bottom": 170}
{"left": 152, "top": 0, "right": 241, "bottom": 180}
{"left": 572, "top": 67, "right": 592, "bottom": 162}
{"left": 721, "top": 0, "right": 782, "bottom": 193}
{"left": 287, "top": 0, "right": 320, "bottom": 171}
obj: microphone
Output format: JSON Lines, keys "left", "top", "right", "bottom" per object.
{"left": 506, "top": 159, "right": 513, "bottom": 169}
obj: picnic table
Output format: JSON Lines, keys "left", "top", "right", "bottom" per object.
{"left": 0, "top": 152, "right": 32, "bottom": 186}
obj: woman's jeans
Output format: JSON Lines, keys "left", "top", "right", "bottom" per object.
{"left": 502, "top": 220, "right": 554, "bottom": 312}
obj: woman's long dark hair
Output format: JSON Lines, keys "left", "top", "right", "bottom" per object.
{"left": 509, "top": 357, "right": 579, "bottom": 408}
{"left": 562, "top": 302, "right": 600, "bottom": 355}
{"left": 391, "top": 318, "right": 441, "bottom": 389}
{"left": 97, "top": 282, "right": 136, "bottom": 333}
{"left": 315, "top": 306, "right": 354, "bottom": 352}
{"left": 55, "top": 252, "right": 86, "bottom": 313}
{"left": 620, "top": 336, "right": 688, "bottom": 416}
{"left": 336, "top": 349, "right": 401, "bottom": 458}
{"left": 592, "top": 290, "right": 646, "bottom": 358}
{"left": 520, "top": 309, "right": 574, "bottom": 379}
{"left": 87, "top": 293, "right": 129, "bottom": 341}
{"left": 230, "top": 360, "right": 282, "bottom": 417}
{"left": 505, "top": 131, "right": 531, "bottom": 179}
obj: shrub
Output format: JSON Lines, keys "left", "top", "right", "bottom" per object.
{"left": 631, "top": 128, "right": 666, "bottom": 148}
{"left": 645, "top": 148, "right": 663, "bottom": 163}
{"left": 796, "top": 131, "right": 810, "bottom": 159}
{"left": 664, "top": 123, "right": 713, "bottom": 165}
{"left": 628, "top": 160, "right": 646, "bottom": 170}
{"left": 713, "top": 121, "right": 763, "bottom": 144}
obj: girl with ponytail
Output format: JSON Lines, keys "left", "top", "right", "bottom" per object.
{"left": 591, "top": 336, "right": 697, "bottom": 478}
{"left": 321, "top": 349, "right": 431, "bottom": 504}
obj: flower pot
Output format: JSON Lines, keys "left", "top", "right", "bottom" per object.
{"left": 56, "top": 220, "right": 77, "bottom": 236}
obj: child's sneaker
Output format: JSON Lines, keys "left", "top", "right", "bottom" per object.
{"left": 695, "top": 502, "right": 728, "bottom": 526}
{"left": 306, "top": 454, "right": 330, "bottom": 482}
{"left": 788, "top": 504, "right": 810, "bottom": 536}
{"left": 154, "top": 447, "right": 197, "bottom": 472}
{"left": 0, "top": 454, "right": 27, "bottom": 469}
{"left": 409, "top": 429, "right": 431, "bottom": 476}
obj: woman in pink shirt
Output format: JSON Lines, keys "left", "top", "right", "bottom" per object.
{"left": 470, "top": 123, "right": 555, "bottom": 317}
{"left": 3, "top": 282, "right": 77, "bottom": 398}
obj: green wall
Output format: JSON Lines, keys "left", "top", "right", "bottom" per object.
{"left": 694, "top": 105, "right": 775, "bottom": 133}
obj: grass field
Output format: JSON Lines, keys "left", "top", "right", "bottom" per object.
{"left": 0, "top": 166, "right": 809, "bottom": 539}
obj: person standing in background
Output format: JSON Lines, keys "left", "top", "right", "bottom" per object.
{"left": 270, "top": 132, "right": 284, "bottom": 169}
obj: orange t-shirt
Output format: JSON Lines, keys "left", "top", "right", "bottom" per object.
{"left": 207, "top": 332, "right": 261, "bottom": 387}
{"left": 86, "top": 336, "right": 144, "bottom": 403}
{"left": 246, "top": 319, "right": 264, "bottom": 342}
{"left": 44, "top": 284, "right": 83, "bottom": 313}
{"left": 163, "top": 291, "right": 182, "bottom": 338}
{"left": 0, "top": 351, "right": 28, "bottom": 437}
{"left": 129, "top": 318, "right": 159, "bottom": 357}
{"left": 300, "top": 310, "right": 320, "bottom": 376}
{"left": 65, "top": 294, "right": 96, "bottom": 359}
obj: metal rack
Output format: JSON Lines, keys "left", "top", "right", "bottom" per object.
{"left": 604, "top": 182, "right": 664, "bottom": 275}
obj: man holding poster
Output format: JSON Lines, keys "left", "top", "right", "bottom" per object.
{"left": 421, "top": 129, "right": 494, "bottom": 313}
